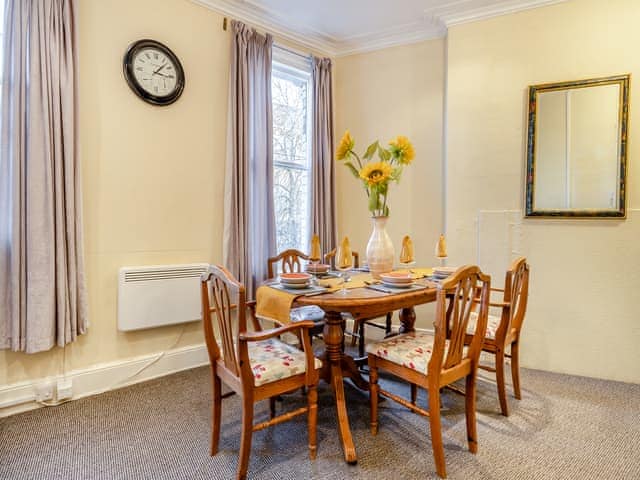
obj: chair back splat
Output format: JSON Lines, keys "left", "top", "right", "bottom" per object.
{"left": 267, "top": 249, "right": 309, "bottom": 278}
{"left": 201, "top": 267, "right": 245, "bottom": 377}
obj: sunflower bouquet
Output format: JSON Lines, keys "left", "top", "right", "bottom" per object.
{"left": 336, "top": 131, "right": 415, "bottom": 217}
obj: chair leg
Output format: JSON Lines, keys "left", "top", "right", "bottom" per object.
{"left": 495, "top": 349, "right": 509, "bottom": 416}
{"left": 385, "top": 312, "right": 392, "bottom": 335}
{"left": 307, "top": 385, "right": 318, "bottom": 460}
{"left": 237, "top": 396, "right": 254, "bottom": 480}
{"left": 410, "top": 384, "right": 418, "bottom": 406}
{"left": 269, "top": 397, "right": 276, "bottom": 419}
{"left": 350, "top": 319, "right": 360, "bottom": 347}
{"left": 428, "top": 388, "right": 447, "bottom": 478}
{"left": 511, "top": 341, "right": 522, "bottom": 400}
{"left": 369, "top": 358, "right": 379, "bottom": 435}
{"left": 211, "top": 375, "right": 222, "bottom": 456}
{"left": 464, "top": 373, "right": 478, "bottom": 454}
{"left": 358, "top": 320, "right": 366, "bottom": 358}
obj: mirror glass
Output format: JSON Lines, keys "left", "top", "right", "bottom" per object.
{"left": 525, "top": 75, "right": 629, "bottom": 217}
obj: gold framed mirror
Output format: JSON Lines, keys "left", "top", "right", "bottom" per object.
{"left": 525, "top": 74, "right": 630, "bottom": 218}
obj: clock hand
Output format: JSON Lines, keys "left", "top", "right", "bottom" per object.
{"left": 152, "top": 63, "right": 166, "bottom": 75}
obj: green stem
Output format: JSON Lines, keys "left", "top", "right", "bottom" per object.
{"left": 351, "top": 151, "right": 364, "bottom": 170}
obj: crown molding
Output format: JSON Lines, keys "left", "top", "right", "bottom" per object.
{"left": 190, "top": 0, "right": 339, "bottom": 56}
{"left": 432, "top": 0, "right": 569, "bottom": 27}
{"left": 191, "top": 0, "right": 569, "bottom": 57}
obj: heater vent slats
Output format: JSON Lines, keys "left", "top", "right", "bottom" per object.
{"left": 124, "top": 266, "right": 207, "bottom": 282}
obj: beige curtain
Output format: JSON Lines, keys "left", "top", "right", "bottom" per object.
{"left": 0, "top": 0, "right": 88, "bottom": 353}
{"left": 311, "top": 57, "right": 337, "bottom": 253}
{"left": 222, "top": 20, "right": 276, "bottom": 300}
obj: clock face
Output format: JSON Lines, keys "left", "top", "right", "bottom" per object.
{"left": 123, "top": 40, "right": 185, "bottom": 106}
{"left": 132, "top": 48, "right": 178, "bottom": 97}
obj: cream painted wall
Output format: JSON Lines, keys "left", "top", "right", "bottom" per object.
{"left": 334, "top": 40, "right": 445, "bottom": 327}
{"left": 0, "top": 0, "right": 229, "bottom": 386}
{"left": 446, "top": 0, "right": 640, "bottom": 382}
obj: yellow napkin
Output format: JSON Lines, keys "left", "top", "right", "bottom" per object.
{"left": 255, "top": 285, "right": 296, "bottom": 325}
{"left": 318, "top": 272, "right": 371, "bottom": 291}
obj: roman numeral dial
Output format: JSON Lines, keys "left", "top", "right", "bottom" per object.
{"left": 124, "top": 39, "right": 185, "bottom": 106}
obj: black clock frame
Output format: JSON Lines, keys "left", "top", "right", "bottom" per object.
{"left": 123, "top": 39, "right": 185, "bottom": 106}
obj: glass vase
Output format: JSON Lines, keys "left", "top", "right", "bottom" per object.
{"left": 366, "top": 216, "right": 394, "bottom": 279}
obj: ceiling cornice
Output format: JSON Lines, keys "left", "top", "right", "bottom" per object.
{"left": 190, "top": 0, "right": 339, "bottom": 56}
{"left": 432, "top": 0, "right": 569, "bottom": 27}
{"left": 191, "top": 0, "right": 570, "bottom": 57}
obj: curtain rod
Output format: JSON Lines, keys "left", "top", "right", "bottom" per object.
{"left": 222, "top": 17, "right": 314, "bottom": 61}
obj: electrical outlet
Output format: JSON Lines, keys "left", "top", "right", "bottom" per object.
{"left": 35, "top": 381, "right": 54, "bottom": 402}
{"left": 57, "top": 378, "right": 73, "bottom": 401}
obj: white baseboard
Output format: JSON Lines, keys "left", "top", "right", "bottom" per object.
{"left": 0, "top": 343, "right": 209, "bottom": 418}
{"left": 1, "top": 321, "right": 435, "bottom": 418}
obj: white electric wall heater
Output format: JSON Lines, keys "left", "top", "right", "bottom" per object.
{"left": 118, "top": 263, "right": 209, "bottom": 331}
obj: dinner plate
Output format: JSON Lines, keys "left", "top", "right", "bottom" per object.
{"left": 280, "top": 272, "right": 312, "bottom": 284}
{"left": 379, "top": 272, "right": 414, "bottom": 285}
{"left": 381, "top": 280, "right": 414, "bottom": 288}
{"left": 433, "top": 267, "right": 457, "bottom": 275}
{"left": 305, "top": 263, "right": 330, "bottom": 274}
{"left": 280, "top": 281, "right": 311, "bottom": 289}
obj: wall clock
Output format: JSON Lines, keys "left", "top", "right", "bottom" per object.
{"left": 123, "top": 39, "right": 185, "bottom": 106}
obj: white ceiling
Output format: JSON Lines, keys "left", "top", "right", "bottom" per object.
{"left": 193, "top": 0, "right": 568, "bottom": 56}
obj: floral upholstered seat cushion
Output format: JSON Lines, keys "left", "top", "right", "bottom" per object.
{"left": 366, "top": 332, "right": 455, "bottom": 373}
{"left": 466, "top": 312, "right": 501, "bottom": 339}
{"left": 248, "top": 338, "right": 322, "bottom": 387}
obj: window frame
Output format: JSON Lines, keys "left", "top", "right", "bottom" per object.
{"left": 271, "top": 45, "right": 314, "bottom": 253}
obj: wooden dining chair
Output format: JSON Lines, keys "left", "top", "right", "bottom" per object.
{"left": 325, "top": 247, "right": 393, "bottom": 357}
{"left": 465, "top": 257, "right": 530, "bottom": 416}
{"left": 367, "top": 265, "right": 491, "bottom": 479}
{"left": 201, "top": 265, "right": 321, "bottom": 480}
{"left": 267, "top": 249, "right": 325, "bottom": 338}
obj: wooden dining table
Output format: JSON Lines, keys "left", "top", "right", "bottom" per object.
{"left": 289, "top": 276, "right": 439, "bottom": 464}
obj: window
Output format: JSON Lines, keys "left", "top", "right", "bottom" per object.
{"left": 271, "top": 47, "right": 312, "bottom": 253}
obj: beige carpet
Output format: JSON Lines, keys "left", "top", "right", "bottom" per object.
{"left": 1, "top": 362, "right": 639, "bottom": 479}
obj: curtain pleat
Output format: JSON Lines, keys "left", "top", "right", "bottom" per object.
{"left": 311, "top": 57, "right": 337, "bottom": 254}
{"left": 0, "top": 0, "right": 88, "bottom": 353}
{"left": 223, "top": 20, "right": 276, "bottom": 300}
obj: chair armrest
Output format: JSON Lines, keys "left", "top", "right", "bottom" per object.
{"left": 239, "top": 320, "right": 315, "bottom": 342}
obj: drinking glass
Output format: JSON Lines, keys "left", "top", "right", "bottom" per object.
{"left": 335, "top": 237, "right": 353, "bottom": 295}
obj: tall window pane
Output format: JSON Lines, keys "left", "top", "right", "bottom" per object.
{"left": 272, "top": 56, "right": 311, "bottom": 253}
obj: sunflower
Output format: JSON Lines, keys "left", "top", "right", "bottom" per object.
{"left": 336, "top": 130, "right": 355, "bottom": 160}
{"left": 389, "top": 135, "right": 415, "bottom": 165}
{"left": 359, "top": 161, "right": 393, "bottom": 186}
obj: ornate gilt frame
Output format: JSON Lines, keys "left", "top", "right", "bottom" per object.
{"left": 525, "top": 74, "right": 630, "bottom": 218}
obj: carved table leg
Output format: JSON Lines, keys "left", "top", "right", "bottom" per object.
{"left": 322, "top": 310, "right": 358, "bottom": 464}
{"left": 398, "top": 307, "right": 416, "bottom": 334}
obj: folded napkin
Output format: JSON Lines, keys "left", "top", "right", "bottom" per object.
{"left": 255, "top": 285, "right": 296, "bottom": 325}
